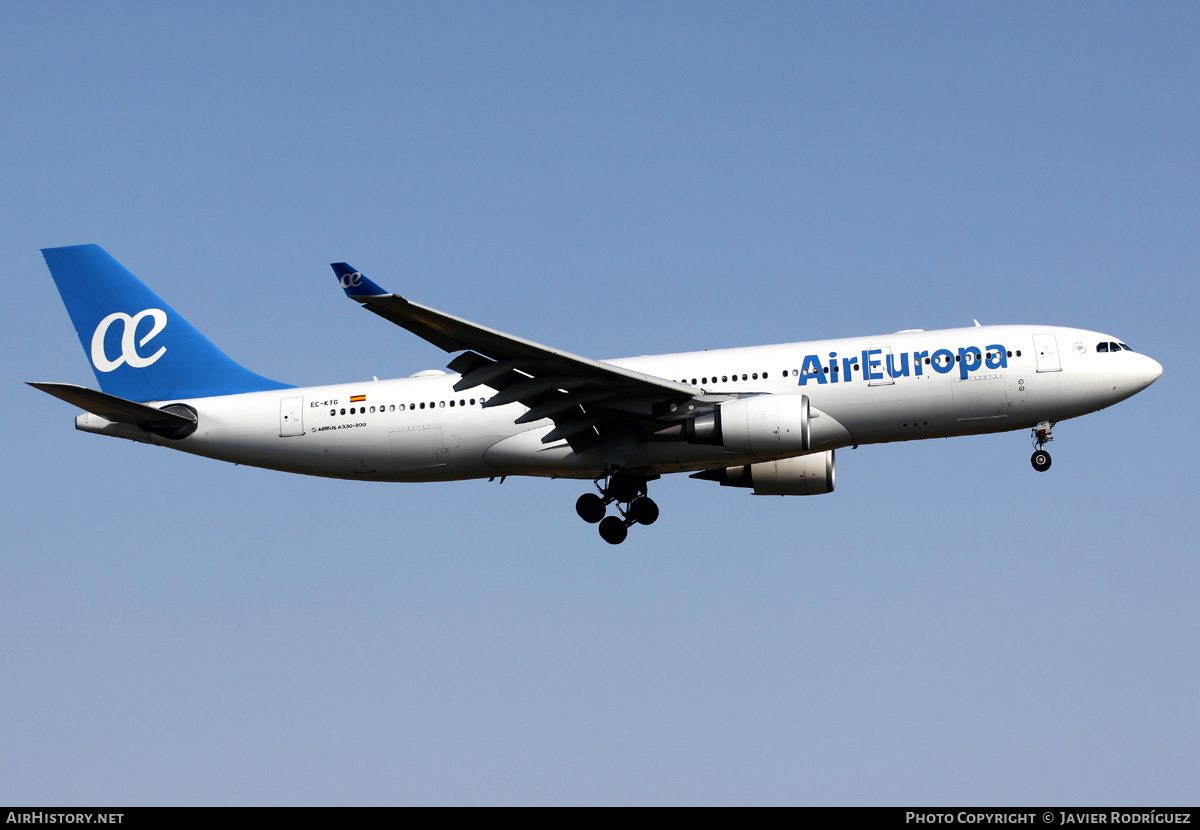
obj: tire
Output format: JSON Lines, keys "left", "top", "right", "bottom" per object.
{"left": 1031, "top": 450, "right": 1052, "bottom": 472}
{"left": 599, "top": 516, "right": 628, "bottom": 545}
{"left": 628, "top": 496, "right": 659, "bottom": 526}
{"left": 576, "top": 493, "right": 606, "bottom": 523}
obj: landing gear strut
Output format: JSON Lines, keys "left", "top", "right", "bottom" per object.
{"left": 1030, "top": 421, "right": 1054, "bottom": 472}
{"left": 575, "top": 469, "right": 659, "bottom": 545}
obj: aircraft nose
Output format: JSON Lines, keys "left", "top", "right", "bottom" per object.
{"left": 1142, "top": 356, "right": 1163, "bottom": 386}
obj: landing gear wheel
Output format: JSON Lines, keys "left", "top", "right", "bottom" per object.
{"left": 1031, "top": 450, "right": 1052, "bottom": 472}
{"left": 627, "top": 496, "right": 659, "bottom": 526}
{"left": 599, "top": 516, "right": 628, "bottom": 545}
{"left": 576, "top": 493, "right": 606, "bottom": 523}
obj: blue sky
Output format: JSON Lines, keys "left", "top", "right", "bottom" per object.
{"left": 1, "top": 2, "right": 1197, "bottom": 805}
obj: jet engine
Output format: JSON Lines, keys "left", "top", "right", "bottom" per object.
{"left": 684, "top": 394, "right": 810, "bottom": 454}
{"left": 691, "top": 450, "right": 835, "bottom": 496}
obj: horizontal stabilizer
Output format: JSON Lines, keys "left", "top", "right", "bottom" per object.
{"left": 28, "top": 382, "right": 195, "bottom": 429}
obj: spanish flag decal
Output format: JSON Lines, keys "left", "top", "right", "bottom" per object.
{"left": 350, "top": 395, "right": 366, "bottom": 403}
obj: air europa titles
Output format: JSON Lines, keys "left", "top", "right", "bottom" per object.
{"left": 797, "top": 344, "right": 1011, "bottom": 385}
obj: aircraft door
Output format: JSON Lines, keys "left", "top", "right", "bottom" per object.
{"left": 1033, "top": 334, "right": 1061, "bottom": 373}
{"left": 867, "top": 346, "right": 895, "bottom": 387}
{"left": 280, "top": 396, "right": 304, "bottom": 436}
{"left": 442, "top": 429, "right": 459, "bottom": 462}
{"left": 951, "top": 377, "right": 1008, "bottom": 420}
{"left": 390, "top": 426, "right": 447, "bottom": 471}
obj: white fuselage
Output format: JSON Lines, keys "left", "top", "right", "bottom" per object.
{"left": 77, "top": 325, "right": 1161, "bottom": 482}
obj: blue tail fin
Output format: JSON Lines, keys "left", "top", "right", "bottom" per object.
{"left": 42, "top": 244, "right": 292, "bottom": 401}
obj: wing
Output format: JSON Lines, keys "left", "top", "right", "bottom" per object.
{"left": 330, "top": 263, "right": 700, "bottom": 451}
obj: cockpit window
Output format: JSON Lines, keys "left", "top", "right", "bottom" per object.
{"left": 1109, "top": 341, "right": 1121, "bottom": 352}
{"left": 1096, "top": 342, "right": 1109, "bottom": 352}
{"left": 1120, "top": 343, "right": 1133, "bottom": 351}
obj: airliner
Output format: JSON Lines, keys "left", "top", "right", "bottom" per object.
{"left": 31, "top": 245, "right": 1163, "bottom": 544}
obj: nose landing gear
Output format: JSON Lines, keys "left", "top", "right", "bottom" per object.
{"left": 1030, "top": 421, "right": 1054, "bottom": 472}
{"left": 575, "top": 469, "right": 659, "bottom": 544}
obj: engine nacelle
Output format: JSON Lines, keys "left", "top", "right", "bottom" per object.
{"left": 692, "top": 450, "right": 836, "bottom": 496}
{"left": 685, "top": 394, "right": 810, "bottom": 455}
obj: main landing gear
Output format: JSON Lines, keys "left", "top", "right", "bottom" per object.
{"left": 575, "top": 469, "right": 659, "bottom": 545}
{"left": 1030, "top": 420, "right": 1054, "bottom": 472}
